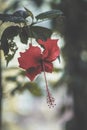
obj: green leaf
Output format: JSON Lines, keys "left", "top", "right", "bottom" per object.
{"left": 5, "top": 54, "right": 14, "bottom": 66}
{"left": 19, "top": 26, "right": 29, "bottom": 44}
{"left": 1, "top": 26, "right": 20, "bottom": 39}
{"left": 35, "top": 10, "right": 63, "bottom": 20}
{"left": 5, "top": 52, "right": 16, "bottom": 66}
{"left": 30, "top": 26, "right": 52, "bottom": 40}
{"left": 53, "top": 68, "right": 63, "bottom": 72}
{"left": 24, "top": 82, "right": 43, "bottom": 97}
{"left": 24, "top": 7, "right": 34, "bottom": 20}
{"left": 10, "top": 82, "right": 43, "bottom": 97}
{"left": 1, "top": 39, "right": 9, "bottom": 56}
{"left": 5, "top": 42, "right": 18, "bottom": 66}
{"left": 1, "top": 26, "right": 20, "bottom": 55}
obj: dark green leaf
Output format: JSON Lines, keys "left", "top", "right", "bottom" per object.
{"left": 5, "top": 52, "right": 16, "bottom": 66}
{"left": 35, "top": 10, "right": 63, "bottom": 20}
{"left": 1, "top": 26, "right": 20, "bottom": 55}
{"left": 19, "top": 25, "right": 52, "bottom": 42}
{"left": 0, "top": 10, "right": 28, "bottom": 23}
{"left": 19, "top": 26, "right": 29, "bottom": 44}
{"left": 5, "top": 54, "right": 14, "bottom": 66}
{"left": 30, "top": 26, "right": 52, "bottom": 40}
{"left": 5, "top": 42, "right": 18, "bottom": 66}
{"left": 1, "top": 39, "right": 9, "bottom": 56}
{"left": 1, "top": 26, "right": 20, "bottom": 39}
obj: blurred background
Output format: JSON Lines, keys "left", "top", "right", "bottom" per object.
{"left": 0, "top": 0, "right": 87, "bottom": 130}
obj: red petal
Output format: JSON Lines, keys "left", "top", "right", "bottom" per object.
{"left": 18, "top": 45, "right": 42, "bottom": 70}
{"left": 38, "top": 39, "right": 60, "bottom": 62}
{"left": 26, "top": 65, "right": 42, "bottom": 81}
{"left": 43, "top": 62, "right": 53, "bottom": 73}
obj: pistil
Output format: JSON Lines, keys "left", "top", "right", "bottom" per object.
{"left": 42, "top": 62, "right": 56, "bottom": 108}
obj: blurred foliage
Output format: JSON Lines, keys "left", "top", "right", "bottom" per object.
{"left": 2, "top": 66, "right": 62, "bottom": 97}
{"left": 32, "top": 0, "right": 43, "bottom": 7}
{"left": 2, "top": 67, "right": 42, "bottom": 97}
{"left": 10, "top": 82, "right": 43, "bottom": 97}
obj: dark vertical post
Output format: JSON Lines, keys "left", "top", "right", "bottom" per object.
{"left": 0, "top": 51, "right": 2, "bottom": 130}
{"left": 51, "top": 0, "right": 87, "bottom": 130}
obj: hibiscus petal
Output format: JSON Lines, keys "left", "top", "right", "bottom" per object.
{"left": 38, "top": 39, "right": 60, "bottom": 62}
{"left": 43, "top": 62, "right": 53, "bottom": 73}
{"left": 18, "top": 45, "right": 42, "bottom": 69}
{"left": 26, "top": 65, "right": 42, "bottom": 81}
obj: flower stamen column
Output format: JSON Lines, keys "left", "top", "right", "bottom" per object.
{"left": 42, "top": 62, "right": 56, "bottom": 108}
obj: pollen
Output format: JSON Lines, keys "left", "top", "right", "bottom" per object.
{"left": 47, "top": 91, "right": 56, "bottom": 108}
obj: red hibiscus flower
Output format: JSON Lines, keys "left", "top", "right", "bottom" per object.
{"left": 18, "top": 39, "right": 60, "bottom": 81}
{"left": 18, "top": 39, "right": 60, "bottom": 108}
